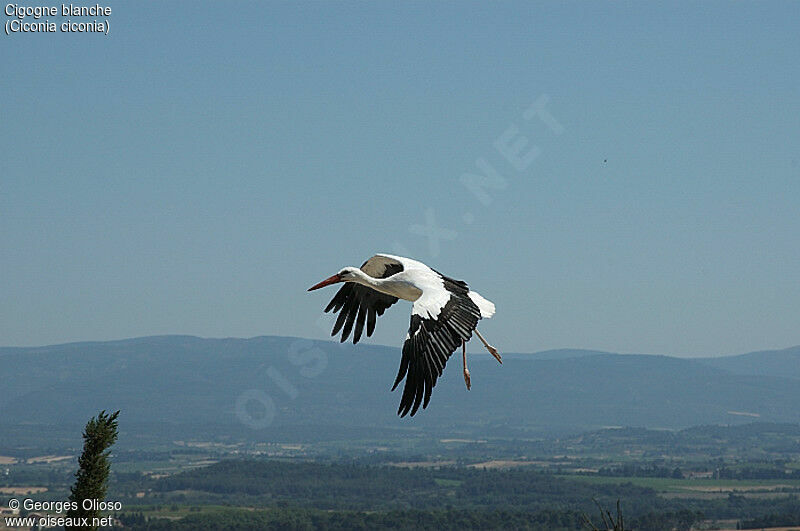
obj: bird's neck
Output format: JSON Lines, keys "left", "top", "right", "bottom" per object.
{"left": 348, "top": 269, "right": 421, "bottom": 301}
{"left": 349, "top": 269, "right": 382, "bottom": 289}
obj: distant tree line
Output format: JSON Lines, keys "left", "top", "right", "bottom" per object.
{"left": 598, "top": 465, "right": 684, "bottom": 479}
{"left": 717, "top": 466, "right": 800, "bottom": 480}
{"left": 120, "top": 506, "right": 706, "bottom": 531}
{"left": 738, "top": 511, "right": 800, "bottom": 529}
{"left": 149, "top": 460, "right": 653, "bottom": 513}
{"left": 100, "top": 460, "right": 800, "bottom": 530}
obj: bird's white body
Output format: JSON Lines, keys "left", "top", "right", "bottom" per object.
{"left": 309, "top": 253, "right": 499, "bottom": 417}
{"left": 345, "top": 254, "right": 495, "bottom": 321}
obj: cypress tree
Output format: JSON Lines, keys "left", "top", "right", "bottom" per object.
{"left": 67, "top": 410, "right": 120, "bottom": 530}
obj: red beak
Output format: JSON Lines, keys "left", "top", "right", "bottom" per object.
{"left": 308, "top": 273, "right": 343, "bottom": 291}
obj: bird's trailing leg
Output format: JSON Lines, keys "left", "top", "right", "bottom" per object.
{"left": 474, "top": 329, "right": 502, "bottom": 364}
{"left": 461, "top": 339, "right": 471, "bottom": 390}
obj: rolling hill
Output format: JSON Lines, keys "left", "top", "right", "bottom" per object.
{"left": 697, "top": 345, "right": 800, "bottom": 380}
{"left": 2, "top": 336, "right": 800, "bottom": 446}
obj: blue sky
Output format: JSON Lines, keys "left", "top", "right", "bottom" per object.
{"left": 3, "top": 1, "right": 799, "bottom": 356}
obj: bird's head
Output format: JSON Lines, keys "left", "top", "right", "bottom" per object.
{"left": 307, "top": 267, "right": 358, "bottom": 291}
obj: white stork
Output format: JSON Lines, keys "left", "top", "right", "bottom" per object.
{"left": 308, "top": 254, "right": 501, "bottom": 417}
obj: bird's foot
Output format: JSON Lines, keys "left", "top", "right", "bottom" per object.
{"left": 463, "top": 368, "right": 471, "bottom": 390}
{"left": 488, "top": 345, "right": 502, "bottom": 364}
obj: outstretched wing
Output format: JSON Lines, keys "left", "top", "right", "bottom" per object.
{"left": 393, "top": 283, "right": 481, "bottom": 417}
{"left": 323, "top": 255, "right": 404, "bottom": 344}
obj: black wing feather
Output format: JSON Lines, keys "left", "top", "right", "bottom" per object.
{"left": 324, "top": 283, "right": 399, "bottom": 343}
{"left": 322, "top": 256, "right": 403, "bottom": 344}
{"left": 394, "top": 293, "right": 482, "bottom": 417}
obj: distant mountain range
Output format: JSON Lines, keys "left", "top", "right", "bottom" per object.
{"left": 2, "top": 336, "right": 799, "bottom": 445}
{"left": 698, "top": 345, "right": 800, "bottom": 380}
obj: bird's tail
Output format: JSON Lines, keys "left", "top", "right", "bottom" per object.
{"left": 468, "top": 291, "right": 495, "bottom": 318}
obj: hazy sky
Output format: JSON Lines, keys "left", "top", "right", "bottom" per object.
{"left": 3, "top": 1, "right": 799, "bottom": 356}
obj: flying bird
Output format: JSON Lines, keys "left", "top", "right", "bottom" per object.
{"left": 308, "top": 254, "right": 501, "bottom": 417}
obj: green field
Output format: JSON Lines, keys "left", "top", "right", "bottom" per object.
{"left": 561, "top": 474, "right": 800, "bottom": 493}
